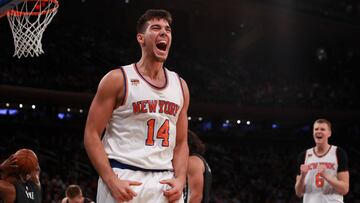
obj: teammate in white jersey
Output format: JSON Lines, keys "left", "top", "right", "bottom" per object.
{"left": 295, "top": 118, "right": 349, "bottom": 203}
{"left": 84, "top": 9, "right": 190, "bottom": 203}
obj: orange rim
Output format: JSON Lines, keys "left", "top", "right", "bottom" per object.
{"left": 8, "top": 0, "right": 58, "bottom": 16}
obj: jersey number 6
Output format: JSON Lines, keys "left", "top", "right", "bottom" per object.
{"left": 146, "top": 119, "right": 170, "bottom": 147}
{"left": 315, "top": 173, "right": 324, "bottom": 188}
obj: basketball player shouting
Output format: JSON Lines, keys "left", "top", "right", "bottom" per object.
{"left": 295, "top": 118, "right": 349, "bottom": 203}
{"left": 84, "top": 9, "right": 189, "bottom": 203}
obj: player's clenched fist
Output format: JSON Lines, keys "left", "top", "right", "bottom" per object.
{"left": 317, "top": 164, "right": 330, "bottom": 179}
{"left": 300, "top": 164, "right": 310, "bottom": 175}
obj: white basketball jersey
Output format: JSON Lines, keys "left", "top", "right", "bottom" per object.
{"left": 102, "top": 64, "right": 184, "bottom": 170}
{"left": 303, "top": 145, "right": 343, "bottom": 203}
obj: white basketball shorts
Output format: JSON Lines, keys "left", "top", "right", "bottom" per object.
{"left": 97, "top": 168, "right": 184, "bottom": 203}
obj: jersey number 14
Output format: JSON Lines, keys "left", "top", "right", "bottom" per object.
{"left": 145, "top": 119, "right": 170, "bottom": 147}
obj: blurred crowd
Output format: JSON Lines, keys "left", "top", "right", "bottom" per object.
{"left": 1, "top": 21, "right": 359, "bottom": 110}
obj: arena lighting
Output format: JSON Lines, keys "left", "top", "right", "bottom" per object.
{"left": 188, "top": 116, "right": 192, "bottom": 121}
{"left": 5, "top": 103, "right": 10, "bottom": 107}
{"left": 237, "top": 120, "right": 241, "bottom": 124}
{"left": 31, "top": 105, "right": 36, "bottom": 109}
{"left": 222, "top": 122, "right": 230, "bottom": 128}
{"left": 8, "top": 109, "right": 18, "bottom": 115}
{"left": 57, "top": 113, "right": 65, "bottom": 120}
{"left": 198, "top": 117, "right": 203, "bottom": 121}
{"left": 19, "top": 104, "right": 23, "bottom": 108}
{"left": 272, "top": 123, "right": 278, "bottom": 129}
{"left": 202, "top": 121, "right": 212, "bottom": 131}
{"left": 225, "top": 120, "right": 230, "bottom": 124}
{"left": 317, "top": 48, "right": 327, "bottom": 61}
{"left": 0, "top": 108, "right": 18, "bottom": 115}
{"left": 246, "top": 120, "right": 251, "bottom": 125}
{"left": 79, "top": 109, "right": 83, "bottom": 113}
{"left": 0, "top": 109, "right": 6, "bottom": 115}
{"left": 67, "top": 108, "right": 71, "bottom": 112}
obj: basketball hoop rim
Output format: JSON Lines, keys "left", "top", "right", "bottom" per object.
{"left": 7, "top": 0, "right": 58, "bottom": 16}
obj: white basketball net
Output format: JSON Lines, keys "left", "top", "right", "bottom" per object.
{"left": 6, "top": 0, "right": 58, "bottom": 58}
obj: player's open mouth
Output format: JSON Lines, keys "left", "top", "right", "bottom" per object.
{"left": 156, "top": 41, "right": 167, "bottom": 51}
{"left": 315, "top": 135, "right": 323, "bottom": 139}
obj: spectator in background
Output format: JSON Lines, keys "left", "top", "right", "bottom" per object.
{"left": 61, "top": 184, "right": 94, "bottom": 203}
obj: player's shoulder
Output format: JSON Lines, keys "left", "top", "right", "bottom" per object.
{"left": 189, "top": 155, "right": 205, "bottom": 173}
{"left": 189, "top": 154, "right": 204, "bottom": 163}
{"left": 297, "top": 149, "right": 308, "bottom": 162}
{"left": 0, "top": 179, "right": 16, "bottom": 196}
{"left": 102, "top": 66, "right": 127, "bottom": 82}
{"left": 298, "top": 149, "right": 308, "bottom": 157}
{"left": 95, "top": 67, "right": 127, "bottom": 95}
{"left": 335, "top": 146, "right": 348, "bottom": 156}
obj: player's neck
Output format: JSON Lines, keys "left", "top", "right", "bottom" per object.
{"left": 315, "top": 143, "right": 331, "bottom": 155}
{"left": 136, "top": 59, "right": 164, "bottom": 80}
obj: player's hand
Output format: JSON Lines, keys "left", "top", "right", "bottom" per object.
{"left": 317, "top": 164, "right": 329, "bottom": 179}
{"left": 300, "top": 164, "right": 310, "bottom": 176}
{"left": 0, "top": 154, "right": 18, "bottom": 172}
{"left": 107, "top": 177, "right": 142, "bottom": 203}
{"left": 160, "top": 178, "right": 184, "bottom": 203}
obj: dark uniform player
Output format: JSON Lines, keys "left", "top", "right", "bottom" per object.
{"left": 0, "top": 154, "right": 41, "bottom": 203}
{"left": 183, "top": 130, "right": 212, "bottom": 203}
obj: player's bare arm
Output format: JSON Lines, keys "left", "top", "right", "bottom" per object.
{"left": 188, "top": 156, "right": 205, "bottom": 203}
{"left": 0, "top": 180, "right": 16, "bottom": 203}
{"left": 161, "top": 78, "right": 190, "bottom": 203}
{"left": 0, "top": 154, "right": 17, "bottom": 176}
{"left": 318, "top": 165, "right": 349, "bottom": 195}
{"left": 84, "top": 69, "right": 141, "bottom": 202}
{"left": 295, "top": 164, "right": 309, "bottom": 197}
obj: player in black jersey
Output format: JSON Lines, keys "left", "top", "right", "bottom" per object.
{"left": 0, "top": 154, "right": 41, "bottom": 203}
{"left": 183, "top": 130, "right": 212, "bottom": 203}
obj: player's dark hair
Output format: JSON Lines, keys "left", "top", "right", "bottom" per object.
{"left": 66, "top": 184, "right": 82, "bottom": 198}
{"left": 314, "top": 118, "right": 332, "bottom": 131}
{"left": 137, "top": 9, "right": 172, "bottom": 33}
{"left": 188, "top": 130, "right": 206, "bottom": 155}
